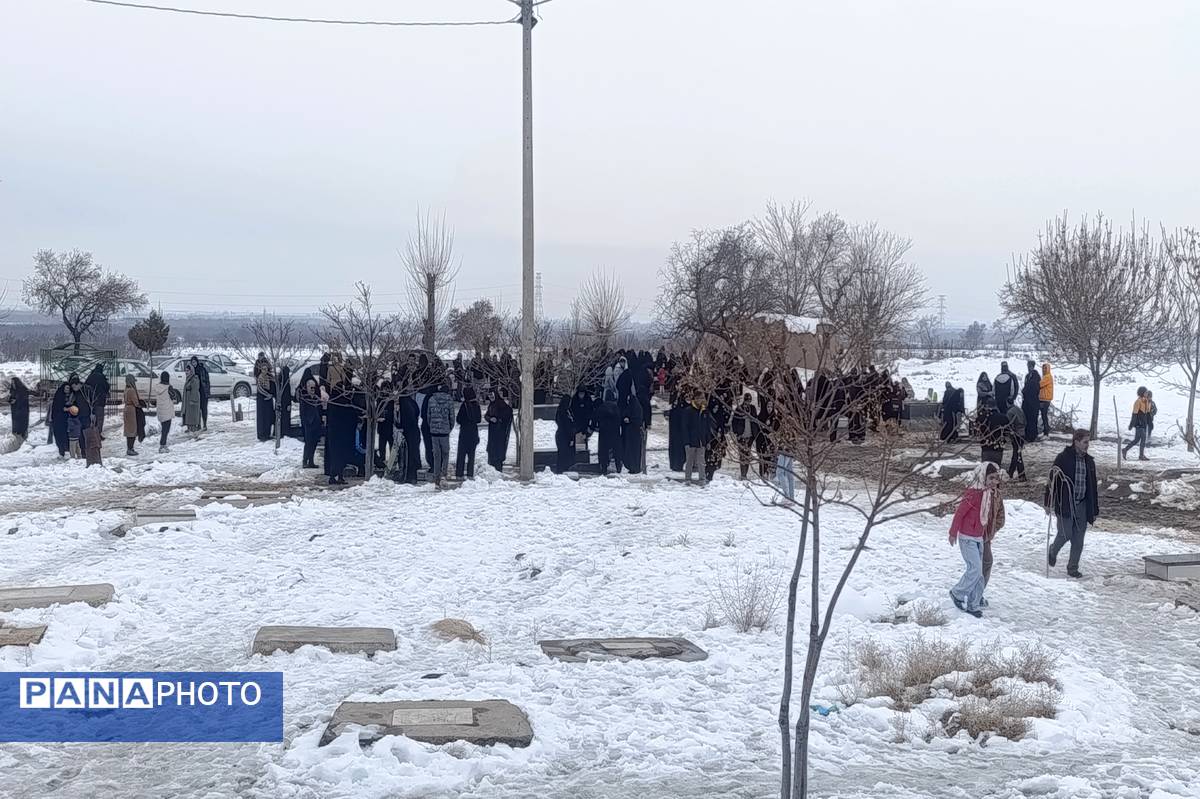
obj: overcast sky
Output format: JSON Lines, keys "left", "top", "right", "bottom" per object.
{"left": 2, "top": 0, "right": 1197, "bottom": 325}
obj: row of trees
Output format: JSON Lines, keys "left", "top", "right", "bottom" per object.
{"left": 1001, "top": 214, "right": 1200, "bottom": 445}
{"left": 656, "top": 200, "right": 927, "bottom": 365}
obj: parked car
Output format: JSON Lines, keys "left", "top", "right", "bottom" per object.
{"left": 157, "top": 357, "right": 254, "bottom": 399}
{"left": 66, "top": 359, "right": 159, "bottom": 406}
{"left": 182, "top": 352, "right": 245, "bottom": 374}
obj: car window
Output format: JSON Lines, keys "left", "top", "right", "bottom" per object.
{"left": 204, "top": 360, "right": 227, "bottom": 374}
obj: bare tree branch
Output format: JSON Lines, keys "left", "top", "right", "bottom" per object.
{"left": 401, "top": 208, "right": 460, "bottom": 352}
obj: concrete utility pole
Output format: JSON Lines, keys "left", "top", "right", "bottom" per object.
{"left": 518, "top": 0, "right": 536, "bottom": 480}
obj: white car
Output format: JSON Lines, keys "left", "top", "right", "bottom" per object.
{"left": 185, "top": 352, "right": 245, "bottom": 374}
{"left": 157, "top": 357, "right": 255, "bottom": 399}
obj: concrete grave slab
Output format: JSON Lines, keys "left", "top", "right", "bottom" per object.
{"left": 1144, "top": 554, "right": 1200, "bottom": 582}
{"left": 0, "top": 625, "right": 47, "bottom": 647}
{"left": 320, "top": 699, "right": 532, "bottom": 747}
{"left": 201, "top": 490, "right": 284, "bottom": 499}
{"left": 0, "top": 583, "right": 114, "bottom": 612}
{"left": 538, "top": 636, "right": 708, "bottom": 663}
{"left": 134, "top": 509, "right": 197, "bottom": 525}
{"left": 252, "top": 625, "right": 397, "bottom": 656}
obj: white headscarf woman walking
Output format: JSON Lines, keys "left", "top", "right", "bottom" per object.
{"left": 947, "top": 462, "right": 1005, "bottom": 617}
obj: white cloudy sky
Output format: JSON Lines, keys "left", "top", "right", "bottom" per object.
{"left": 1, "top": 0, "right": 1197, "bottom": 324}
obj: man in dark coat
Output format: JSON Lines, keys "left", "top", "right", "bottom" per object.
{"left": 397, "top": 393, "right": 422, "bottom": 483}
{"left": 553, "top": 394, "right": 575, "bottom": 473}
{"left": 939, "top": 381, "right": 963, "bottom": 442}
{"left": 992, "top": 361, "right": 1019, "bottom": 414}
{"left": 298, "top": 378, "right": 323, "bottom": 469}
{"left": 1045, "top": 429, "right": 1100, "bottom": 578}
{"left": 731, "top": 393, "right": 759, "bottom": 478}
{"left": 980, "top": 399, "right": 1009, "bottom": 466}
{"left": 594, "top": 393, "right": 622, "bottom": 474}
{"left": 571, "top": 388, "right": 593, "bottom": 448}
{"left": 680, "top": 395, "right": 710, "bottom": 483}
{"left": 455, "top": 386, "right": 482, "bottom": 479}
{"left": 621, "top": 389, "right": 645, "bottom": 474}
{"left": 1021, "top": 360, "right": 1041, "bottom": 443}
{"left": 485, "top": 389, "right": 513, "bottom": 472}
{"left": 84, "top": 364, "right": 110, "bottom": 436}
{"left": 189, "top": 356, "right": 211, "bottom": 430}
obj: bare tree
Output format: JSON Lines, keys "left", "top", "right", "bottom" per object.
{"left": 574, "top": 269, "right": 632, "bottom": 349}
{"left": 319, "top": 282, "right": 409, "bottom": 469}
{"left": 1164, "top": 226, "right": 1200, "bottom": 450}
{"left": 227, "top": 313, "right": 306, "bottom": 450}
{"left": 448, "top": 299, "right": 503, "bottom": 354}
{"left": 913, "top": 314, "right": 940, "bottom": 358}
{"left": 815, "top": 224, "right": 926, "bottom": 366}
{"left": 1001, "top": 213, "right": 1172, "bottom": 437}
{"left": 702, "top": 340, "right": 956, "bottom": 799}
{"left": 23, "top": 249, "right": 146, "bottom": 351}
{"left": 656, "top": 225, "right": 776, "bottom": 348}
{"left": 753, "top": 201, "right": 849, "bottom": 318}
{"left": 991, "top": 317, "right": 1018, "bottom": 357}
{"left": 401, "top": 209, "right": 460, "bottom": 353}
{"left": 960, "top": 321, "right": 987, "bottom": 350}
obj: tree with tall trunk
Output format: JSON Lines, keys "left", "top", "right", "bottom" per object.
{"left": 23, "top": 249, "right": 146, "bottom": 352}
{"left": 401, "top": 209, "right": 460, "bottom": 353}
{"left": 1000, "top": 213, "right": 1172, "bottom": 437}
{"left": 1163, "top": 226, "right": 1200, "bottom": 451}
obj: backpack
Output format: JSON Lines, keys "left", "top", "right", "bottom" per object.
{"left": 168, "top": 386, "right": 182, "bottom": 403}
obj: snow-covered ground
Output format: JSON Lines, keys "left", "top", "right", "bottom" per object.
{"left": 1, "top": 357, "right": 1199, "bottom": 798}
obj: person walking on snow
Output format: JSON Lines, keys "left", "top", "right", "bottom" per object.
{"left": 1021, "top": 360, "right": 1041, "bottom": 443}
{"left": 1122, "top": 387, "right": 1153, "bottom": 461}
{"left": 948, "top": 462, "right": 1005, "bottom": 618}
{"left": 1046, "top": 429, "right": 1099, "bottom": 578}
{"left": 992, "top": 361, "right": 1019, "bottom": 413}
{"left": 1005, "top": 401, "right": 1027, "bottom": 480}
{"left": 1038, "top": 363, "right": 1054, "bottom": 437}
{"left": 1146, "top": 390, "right": 1158, "bottom": 443}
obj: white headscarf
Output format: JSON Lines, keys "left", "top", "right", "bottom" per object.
{"left": 968, "top": 462, "right": 1000, "bottom": 529}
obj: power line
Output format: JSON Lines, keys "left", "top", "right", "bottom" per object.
{"left": 83, "top": 0, "right": 520, "bottom": 27}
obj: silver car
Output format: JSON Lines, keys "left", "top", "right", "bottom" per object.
{"left": 157, "top": 357, "right": 255, "bottom": 399}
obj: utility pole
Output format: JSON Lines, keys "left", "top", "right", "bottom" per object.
{"left": 518, "top": 0, "right": 536, "bottom": 480}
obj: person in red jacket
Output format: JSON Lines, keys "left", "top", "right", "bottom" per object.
{"left": 947, "top": 462, "right": 1005, "bottom": 618}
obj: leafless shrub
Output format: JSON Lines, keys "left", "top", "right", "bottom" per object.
{"left": 722, "top": 531, "right": 737, "bottom": 548}
{"left": 708, "top": 560, "right": 784, "bottom": 633}
{"left": 702, "top": 605, "right": 721, "bottom": 630}
{"left": 912, "top": 602, "right": 949, "bottom": 628}
{"left": 943, "top": 688, "right": 1057, "bottom": 743}
{"left": 973, "top": 642, "right": 1060, "bottom": 689}
{"left": 430, "top": 617, "right": 487, "bottom": 645}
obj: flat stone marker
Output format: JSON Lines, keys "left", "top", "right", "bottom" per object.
{"left": 0, "top": 583, "right": 114, "bottom": 612}
{"left": 0, "top": 625, "right": 47, "bottom": 647}
{"left": 320, "top": 699, "right": 533, "bottom": 747}
{"left": 1144, "top": 554, "right": 1200, "bottom": 582}
{"left": 201, "top": 490, "right": 282, "bottom": 499}
{"left": 134, "top": 509, "right": 197, "bottom": 525}
{"left": 252, "top": 625, "right": 396, "bottom": 656}
{"left": 538, "top": 636, "right": 708, "bottom": 663}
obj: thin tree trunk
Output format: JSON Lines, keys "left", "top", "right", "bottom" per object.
{"left": 1089, "top": 370, "right": 1102, "bottom": 439}
{"left": 778, "top": 490, "right": 812, "bottom": 799}
{"left": 793, "top": 486, "right": 820, "bottom": 798}
{"left": 1187, "top": 369, "right": 1198, "bottom": 452}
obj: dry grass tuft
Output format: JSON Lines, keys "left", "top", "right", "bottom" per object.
{"left": 707, "top": 560, "right": 784, "bottom": 633}
{"left": 430, "top": 617, "right": 488, "bottom": 645}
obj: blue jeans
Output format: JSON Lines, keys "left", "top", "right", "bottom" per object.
{"left": 775, "top": 454, "right": 795, "bottom": 501}
{"left": 951, "top": 537, "right": 985, "bottom": 611}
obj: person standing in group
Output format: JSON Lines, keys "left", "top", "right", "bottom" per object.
{"left": 1005, "top": 400, "right": 1027, "bottom": 480}
{"left": 992, "top": 361, "right": 1019, "bottom": 413}
{"left": 704, "top": 394, "right": 729, "bottom": 482}
{"left": 375, "top": 382, "right": 395, "bottom": 470}
{"left": 7, "top": 377, "right": 29, "bottom": 446}
{"left": 940, "top": 380, "right": 963, "bottom": 442}
{"left": 123, "top": 374, "right": 142, "bottom": 456}
{"left": 49, "top": 375, "right": 76, "bottom": 457}
{"left": 323, "top": 381, "right": 356, "bottom": 485}
{"left": 620, "top": 385, "right": 645, "bottom": 474}
{"left": 84, "top": 364, "right": 110, "bottom": 437}
{"left": 1038, "top": 363, "right": 1054, "bottom": 437}
{"left": 426, "top": 381, "right": 455, "bottom": 486}
{"left": 593, "top": 389, "right": 622, "bottom": 475}
{"left": 298, "top": 377, "right": 323, "bottom": 468}
{"left": 152, "top": 371, "right": 176, "bottom": 453}
{"left": 183, "top": 363, "right": 203, "bottom": 434}
{"left": 731, "top": 393, "right": 759, "bottom": 479}
{"left": 66, "top": 401, "right": 83, "bottom": 459}
{"left": 1122, "top": 387, "right": 1153, "bottom": 462}
{"left": 189, "top": 356, "right": 211, "bottom": 431}
{"left": 666, "top": 390, "right": 686, "bottom": 471}
{"left": 397, "top": 391, "right": 422, "bottom": 484}
{"left": 973, "top": 372, "right": 994, "bottom": 434}
{"left": 253, "top": 356, "right": 275, "bottom": 442}
{"left": 455, "top": 386, "right": 481, "bottom": 480}
{"left": 755, "top": 395, "right": 775, "bottom": 479}
{"left": 1021, "top": 360, "right": 1041, "bottom": 443}
{"left": 1046, "top": 429, "right": 1099, "bottom": 578}
{"left": 680, "top": 392, "right": 708, "bottom": 484}
{"left": 947, "top": 462, "right": 1005, "bottom": 618}
{"left": 980, "top": 399, "right": 1009, "bottom": 466}
{"left": 485, "top": 388, "right": 513, "bottom": 473}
